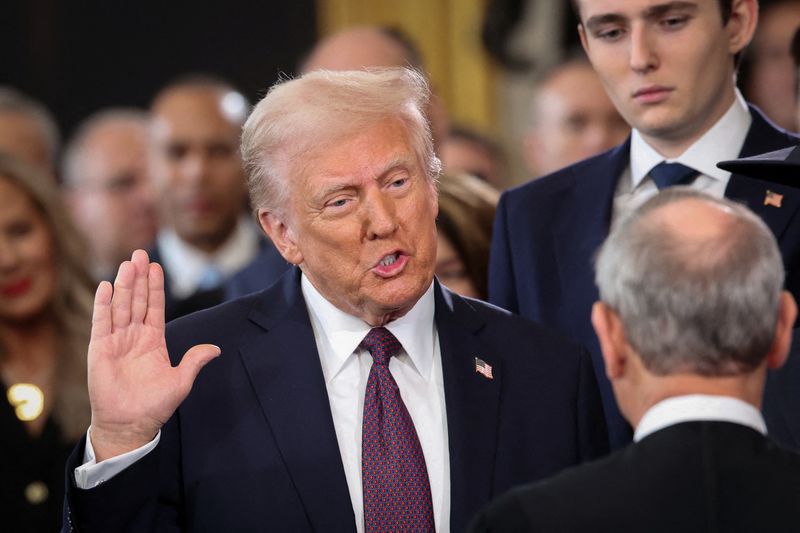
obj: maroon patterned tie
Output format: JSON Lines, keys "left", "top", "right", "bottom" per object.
{"left": 361, "top": 327, "right": 435, "bottom": 532}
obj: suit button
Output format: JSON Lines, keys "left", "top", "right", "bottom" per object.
{"left": 24, "top": 481, "right": 48, "bottom": 504}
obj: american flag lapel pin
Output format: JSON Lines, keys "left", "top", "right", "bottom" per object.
{"left": 764, "top": 190, "right": 783, "bottom": 208}
{"left": 474, "top": 357, "right": 493, "bottom": 380}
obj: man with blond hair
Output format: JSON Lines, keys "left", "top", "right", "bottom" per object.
{"left": 62, "top": 68, "right": 607, "bottom": 532}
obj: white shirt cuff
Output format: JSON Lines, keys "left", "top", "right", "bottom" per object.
{"left": 73, "top": 427, "right": 161, "bottom": 489}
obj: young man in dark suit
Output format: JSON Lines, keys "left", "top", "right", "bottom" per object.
{"left": 489, "top": 0, "right": 800, "bottom": 448}
{"left": 61, "top": 68, "right": 607, "bottom": 533}
{"left": 473, "top": 189, "right": 800, "bottom": 532}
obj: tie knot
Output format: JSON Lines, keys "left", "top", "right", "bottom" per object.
{"left": 361, "top": 327, "right": 401, "bottom": 366}
{"left": 649, "top": 162, "right": 697, "bottom": 190}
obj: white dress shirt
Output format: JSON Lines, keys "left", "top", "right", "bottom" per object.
{"left": 302, "top": 275, "right": 450, "bottom": 533}
{"left": 634, "top": 394, "right": 767, "bottom": 442}
{"left": 156, "top": 215, "right": 262, "bottom": 298}
{"left": 76, "top": 275, "right": 451, "bottom": 532}
{"left": 612, "top": 90, "right": 752, "bottom": 225}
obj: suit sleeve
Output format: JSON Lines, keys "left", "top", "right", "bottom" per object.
{"left": 576, "top": 348, "right": 610, "bottom": 460}
{"left": 488, "top": 192, "right": 520, "bottom": 314}
{"left": 62, "top": 421, "right": 183, "bottom": 532}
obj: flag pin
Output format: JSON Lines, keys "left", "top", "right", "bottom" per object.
{"left": 764, "top": 190, "right": 783, "bottom": 208}
{"left": 474, "top": 357, "right": 493, "bottom": 380}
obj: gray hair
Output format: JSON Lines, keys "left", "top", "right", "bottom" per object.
{"left": 241, "top": 67, "right": 441, "bottom": 218}
{"left": 594, "top": 188, "right": 785, "bottom": 376}
{"left": 61, "top": 108, "right": 148, "bottom": 188}
{"left": 0, "top": 86, "right": 61, "bottom": 167}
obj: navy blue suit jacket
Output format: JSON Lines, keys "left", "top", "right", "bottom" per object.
{"left": 63, "top": 268, "right": 607, "bottom": 532}
{"left": 224, "top": 242, "right": 290, "bottom": 300}
{"left": 489, "top": 107, "right": 800, "bottom": 449}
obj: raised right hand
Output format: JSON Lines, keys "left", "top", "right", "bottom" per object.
{"left": 87, "top": 249, "right": 220, "bottom": 461}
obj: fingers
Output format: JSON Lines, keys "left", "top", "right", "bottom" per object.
{"left": 111, "top": 260, "right": 136, "bottom": 331}
{"left": 177, "top": 344, "right": 221, "bottom": 398}
{"left": 145, "top": 262, "right": 166, "bottom": 329}
{"left": 130, "top": 250, "right": 150, "bottom": 323}
{"left": 91, "top": 281, "right": 113, "bottom": 338}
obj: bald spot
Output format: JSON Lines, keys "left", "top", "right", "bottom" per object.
{"left": 302, "top": 27, "right": 412, "bottom": 73}
{"left": 644, "top": 197, "right": 744, "bottom": 272}
{"left": 151, "top": 85, "right": 245, "bottom": 132}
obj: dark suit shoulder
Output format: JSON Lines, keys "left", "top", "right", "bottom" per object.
{"left": 472, "top": 422, "right": 800, "bottom": 533}
{"left": 503, "top": 143, "right": 623, "bottom": 201}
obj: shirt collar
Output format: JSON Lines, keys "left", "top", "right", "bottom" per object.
{"left": 634, "top": 394, "right": 766, "bottom": 442}
{"left": 630, "top": 89, "right": 751, "bottom": 189}
{"left": 301, "top": 275, "right": 436, "bottom": 381}
{"left": 157, "top": 216, "right": 261, "bottom": 297}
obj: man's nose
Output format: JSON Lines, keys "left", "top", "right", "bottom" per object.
{"left": 364, "top": 190, "right": 399, "bottom": 240}
{"left": 181, "top": 152, "right": 210, "bottom": 182}
{"left": 629, "top": 24, "right": 658, "bottom": 73}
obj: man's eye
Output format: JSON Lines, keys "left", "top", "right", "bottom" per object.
{"left": 661, "top": 16, "right": 689, "bottom": 29}
{"left": 596, "top": 28, "right": 624, "bottom": 41}
{"left": 390, "top": 178, "right": 408, "bottom": 188}
{"left": 329, "top": 198, "right": 349, "bottom": 208}
{"left": 165, "top": 144, "right": 188, "bottom": 160}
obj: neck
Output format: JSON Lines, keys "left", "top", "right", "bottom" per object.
{"left": 638, "top": 86, "right": 737, "bottom": 159}
{"left": 0, "top": 317, "right": 58, "bottom": 379}
{"left": 625, "top": 371, "right": 765, "bottom": 430}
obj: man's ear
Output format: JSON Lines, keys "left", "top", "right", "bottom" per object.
{"left": 766, "top": 291, "right": 797, "bottom": 370}
{"left": 591, "top": 301, "right": 629, "bottom": 380}
{"left": 727, "top": 0, "right": 758, "bottom": 56}
{"left": 578, "top": 23, "right": 589, "bottom": 54}
{"left": 258, "top": 209, "right": 303, "bottom": 265}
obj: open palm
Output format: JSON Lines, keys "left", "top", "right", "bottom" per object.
{"left": 87, "top": 250, "right": 219, "bottom": 461}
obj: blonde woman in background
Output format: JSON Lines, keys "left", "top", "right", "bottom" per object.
{"left": 0, "top": 153, "right": 93, "bottom": 532}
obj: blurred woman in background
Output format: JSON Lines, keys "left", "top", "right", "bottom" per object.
{"left": 0, "top": 153, "right": 94, "bottom": 532}
{"left": 435, "top": 172, "right": 499, "bottom": 300}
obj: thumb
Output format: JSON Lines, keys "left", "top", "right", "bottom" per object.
{"left": 177, "top": 344, "right": 221, "bottom": 397}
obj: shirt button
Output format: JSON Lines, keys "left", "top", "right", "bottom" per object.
{"left": 25, "top": 481, "right": 49, "bottom": 505}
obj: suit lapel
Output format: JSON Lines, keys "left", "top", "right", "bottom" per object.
{"left": 725, "top": 107, "right": 800, "bottom": 241}
{"left": 553, "top": 141, "right": 630, "bottom": 341}
{"left": 435, "top": 284, "right": 502, "bottom": 532}
{"left": 238, "top": 269, "right": 355, "bottom": 532}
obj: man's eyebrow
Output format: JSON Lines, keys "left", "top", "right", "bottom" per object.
{"left": 584, "top": 1, "right": 698, "bottom": 32}
{"left": 643, "top": 1, "right": 698, "bottom": 19}
{"left": 585, "top": 13, "right": 627, "bottom": 33}
{"left": 375, "top": 155, "right": 414, "bottom": 183}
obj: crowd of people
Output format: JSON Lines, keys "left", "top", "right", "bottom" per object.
{"left": 2, "top": 0, "right": 800, "bottom": 531}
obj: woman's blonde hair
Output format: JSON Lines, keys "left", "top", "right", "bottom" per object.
{"left": 0, "top": 153, "right": 93, "bottom": 440}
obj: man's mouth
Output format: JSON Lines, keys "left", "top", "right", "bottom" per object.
{"left": 373, "top": 252, "right": 408, "bottom": 278}
{"left": 379, "top": 254, "right": 398, "bottom": 267}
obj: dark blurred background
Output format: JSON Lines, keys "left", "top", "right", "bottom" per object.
{"left": 1, "top": 0, "right": 317, "bottom": 137}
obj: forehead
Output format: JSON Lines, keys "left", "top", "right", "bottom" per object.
{"left": 151, "top": 88, "right": 241, "bottom": 141}
{"left": 295, "top": 118, "right": 420, "bottom": 187}
{"left": 577, "top": 0, "right": 710, "bottom": 20}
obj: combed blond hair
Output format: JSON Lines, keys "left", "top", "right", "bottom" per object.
{"left": 241, "top": 68, "right": 441, "bottom": 219}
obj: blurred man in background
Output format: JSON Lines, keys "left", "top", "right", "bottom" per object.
{"left": 745, "top": 0, "right": 800, "bottom": 131}
{"left": 0, "top": 86, "right": 60, "bottom": 177}
{"left": 62, "top": 109, "right": 157, "bottom": 282}
{"left": 522, "top": 56, "right": 629, "bottom": 177}
{"left": 148, "top": 77, "right": 263, "bottom": 320}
